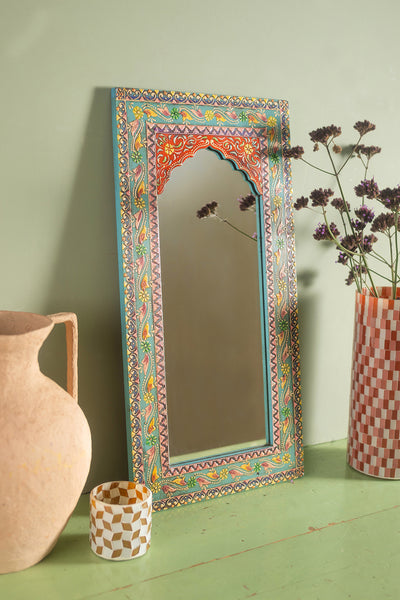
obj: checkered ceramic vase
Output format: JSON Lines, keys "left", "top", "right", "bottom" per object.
{"left": 347, "top": 287, "right": 400, "bottom": 479}
{"left": 90, "top": 481, "right": 152, "bottom": 560}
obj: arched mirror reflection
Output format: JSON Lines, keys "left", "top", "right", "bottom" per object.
{"left": 158, "top": 149, "right": 269, "bottom": 464}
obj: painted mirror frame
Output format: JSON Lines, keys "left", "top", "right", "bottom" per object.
{"left": 111, "top": 88, "right": 303, "bottom": 510}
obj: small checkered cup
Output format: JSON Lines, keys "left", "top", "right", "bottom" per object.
{"left": 90, "top": 481, "right": 152, "bottom": 560}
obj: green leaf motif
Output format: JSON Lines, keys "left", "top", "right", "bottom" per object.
{"left": 279, "top": 318, "right": 288, "bottom": 331}
{"left": 146, "top": 434, "right": 157, "bottom": 446}
{"left": 131, "top": 150, "right": 142, "bottom": 163}
{"left": 276, "top": 238, "right": 285, "bottom": 249}
{"left": 141, "top": 340, "right": 151, "bottom": 353}
{"left": 270, "top": 153, "right": 280, "bottom": 165}
{"left": 136, "top": 244, "right": 147, "bottom": 256}
{"left": 170, "top": 107, "right": 180, "bottom": 120}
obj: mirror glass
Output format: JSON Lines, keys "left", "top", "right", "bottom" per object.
{"left": 158, "top": 149, "right": 268, "bottom": 463}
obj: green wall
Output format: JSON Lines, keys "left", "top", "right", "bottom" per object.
{"left": 1, "top": 0, "right": 399, "bottom": 490}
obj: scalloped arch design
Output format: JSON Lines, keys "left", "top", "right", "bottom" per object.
{"left": 155, "top": 132, "right": 262, "bottom": 195}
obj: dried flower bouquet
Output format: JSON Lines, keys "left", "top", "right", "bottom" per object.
{"left": 284, "top": 120, "right": 400, "bottom": 299}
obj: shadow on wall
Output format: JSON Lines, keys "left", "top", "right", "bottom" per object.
{"left": 39, "top": 87, "right": 128, "bottom": 492}
{"left": 296, "top": 267, "right": 319, "bottom": 445}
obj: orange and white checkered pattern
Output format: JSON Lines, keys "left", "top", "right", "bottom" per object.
{"left": 90, "top": 481, "right": 152, "bottom": 560}
{"left": 347, "top": 288, "right": 400, "bottom": 479}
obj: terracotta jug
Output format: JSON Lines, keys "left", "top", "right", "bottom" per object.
{"left": 0, "top": 311, "right": 91, "bottom": 573}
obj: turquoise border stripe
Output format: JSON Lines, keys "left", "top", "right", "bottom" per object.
{"left": 256, "top": 193, "right": 273, "bottom": 445}
{"left": 111, "top": 88, "right": 134, "bottom": 480}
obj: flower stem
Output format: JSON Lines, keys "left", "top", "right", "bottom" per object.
{"left": 299, "top": 157, "right": 334, "bottom": 176}
{"left": 393, "top": 214, "right": 399, "bottom": 298}
{"left": 325, "top": 144, "right": 379, "bottom": 297}
{"left": 216, "top": 215, "right": 256, "bottom": 242}
{"left": 337, "top": 135, "right": 362, "bottom": 175}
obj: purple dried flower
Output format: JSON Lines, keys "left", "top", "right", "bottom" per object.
{"left": 353, "top": 120, "right": 376, "bottom": 136}
{"left": 354, "top": 144, "right": 381, "bottom": 159}
{"left": 378, "top": 186, "right": 400, "bottom": 211}
{"left": 333, "top": 144, "right": 342, "bottom": 154}
{"left": 310, "top": 188, "right": 334, "bottom": 207}
{"left": 345, "top": 265, "right": 367, "bottom": 286}
{"left": 197, "top": 201, "right": 218, "bottom": 219}
{"left": 238, "top": 194, "right": 256, "bottom": 211}
{"left": 313, "top": 222, "right": 339, "bottom": 241}
{"left": 329, "top": 222, "right": 340, "bottom": 237}
{"left": 345, "top": 270, "right": 355, "bottom": 286}
{"left": 341, "top": 233, "right": 362, "bottom": 252}
{"left": 362, "top": 234, "right": 378, "bottom": 253}
{"left": 331, "top": 197, "right": 350, "bottom": 213}
{"left": 354, "top": 179, "right": 380, "bottom": 199}
{"left": 371, "top": 212, "right": 396, "bottom": 233}
{"left": 352, "top": 219, "right": 367, "bottom": 231}
{"left": 283, "top": 146, "right": 304, "bottom": 159}
{"left": 309, "top": 125, "right": 342, "bottom": 145}
{"left": 337, "top": 252, "right": 349, "bottom": 265}
{"left": 294, "top": 196, "right": 309, "bottom": 210}
{"left": 354, "top": 205, "right": 375, "bottom": 223}
{"left": 313, "top": 223, "right": 330, "bottom": 241}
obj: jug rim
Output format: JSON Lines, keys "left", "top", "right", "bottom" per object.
{"left": 0, "top": 311, "right": 53, "bottom": 336}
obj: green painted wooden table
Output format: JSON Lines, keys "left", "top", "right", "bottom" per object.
{"left": 2, "top": 439, "right": 400, "bottom": 599}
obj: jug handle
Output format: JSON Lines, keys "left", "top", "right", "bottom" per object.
{"left": 47, "top": 312, "right": 78, "bottom": 402}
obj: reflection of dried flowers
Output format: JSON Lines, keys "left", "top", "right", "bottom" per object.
{"left": 284, "top": 120, "right": 400, "bottom": 299}
{"left": 196, "top": 201, "right": 218, "bottom": 219}
{"left": 238, "top": 193, "right": 256, "bottom": 211}
{"left": 196, "top": 196, "right": 257, "bottom": 242}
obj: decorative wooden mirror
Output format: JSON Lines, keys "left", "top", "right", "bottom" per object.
{"left": 111, "top": 88, "right": 303, "bottom": 510}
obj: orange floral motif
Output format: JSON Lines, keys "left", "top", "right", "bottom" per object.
{"left": 172, "top": 477, "right": 186, "bottom": 486}
{"left": 147, "top": 417, "right": 155, "bottom": 435}
{"left": 241, "top": 463, "right": 252, "bottom": 472}
{"left": 146, "top": 375, "right": 154, "bottom": 392}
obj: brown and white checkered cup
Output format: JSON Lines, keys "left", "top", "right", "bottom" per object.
{"left": 90, "top": 481, "right": 152, "bottom": 560}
